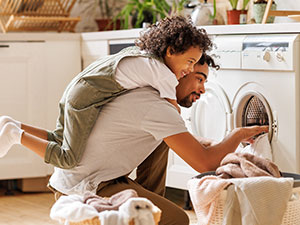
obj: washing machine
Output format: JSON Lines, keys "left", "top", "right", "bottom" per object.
{"left": 190, "top": 33, "right": 300, "bottom": 173}
{"left": 167, "top": 33, "right": 300, "bottom": 190}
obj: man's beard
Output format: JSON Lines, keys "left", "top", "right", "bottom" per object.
{"left": 178, "top": 92, "right": 200, "bottom": 108}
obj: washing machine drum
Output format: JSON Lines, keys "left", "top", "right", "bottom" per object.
{"left": 242, "top": 95, "right": 269, "bottom": 126}
{"left": 234, "top": 92, "right": 273, "bottom": 141}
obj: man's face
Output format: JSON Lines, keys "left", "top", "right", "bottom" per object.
{"left": 176, "top": 62, "right": 209, "bottom": 107}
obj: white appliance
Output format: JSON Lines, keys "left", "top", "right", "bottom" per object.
{"left": 167, "top": 34, "right": 300, "bottom": 189}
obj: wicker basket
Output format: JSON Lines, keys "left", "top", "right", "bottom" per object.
{"left": 68, "top": 210, "right": 161, "bottom": 225}
{"left": 190, "top": 172, "right": 300, "bottom": 225}
{"left": 0, "top": 0, "right": 80, "bottom": 33}
{"left": 209, "top": 186, "right": 300, "bottom": 225}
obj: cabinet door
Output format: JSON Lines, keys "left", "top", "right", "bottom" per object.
{"left": 81, "top": 40, "right": 109, "bottom": 69}
{"left": 0, "top": 42, "right": 49, "bottom": 179}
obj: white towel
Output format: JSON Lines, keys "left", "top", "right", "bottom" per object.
{"left": 50, "top": 194, "right": 160, "bottom": 225}
{"left": 222, "top": 177, "right": 294, "bottom": 225}
{"left": 50, "top": 194, "right": 99, "bottom": 223}
{"left": 235, "top": 133, "right": 273, "bottom": 160}
{"left": 119, "top": 197, "right": 157, "bottom": 225}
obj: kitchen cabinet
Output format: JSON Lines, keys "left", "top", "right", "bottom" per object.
{"left": 81, "top": 40, "right": 108, "bottom": 69}
{"left": 0, "top": 34, "right": 81, "bottom": 180}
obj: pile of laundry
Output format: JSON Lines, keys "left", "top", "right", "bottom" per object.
{"left": 50, "top": 189, "right": 161, "bottom": 225}
{"left": 188, "top": 133, "right": 295, "bottom": 225}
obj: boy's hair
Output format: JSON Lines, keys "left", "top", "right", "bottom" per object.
{"left": 197, "top": 53, "right": 220, "bottom": 70}
{"left": 135, "top": 16, "right": 213, "bottom": 59}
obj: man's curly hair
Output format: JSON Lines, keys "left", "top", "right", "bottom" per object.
{"left": 198, "top": 53, "right": 220, "bottom": 70}
{"left": 135, "top": 16, "right": 212, "bottom": 59}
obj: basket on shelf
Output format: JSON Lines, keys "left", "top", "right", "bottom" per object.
{"left": 0, "top": 0, "right": 80, "bottom": 33}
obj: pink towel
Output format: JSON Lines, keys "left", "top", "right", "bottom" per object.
{"left": 216, "top": 152, "right": 281, "bottom": 179}
{"left": 83, "top": 189, "right": 138, "bottom": 212}
{"left": 187, "top": 176, "right": 231, "bottom": 225}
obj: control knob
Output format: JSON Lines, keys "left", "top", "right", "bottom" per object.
{"left": 262, "top": 51, "right": 271, "bottom": 62}
{"left": 275, "top": 51, "right": 284, "bottom": 62}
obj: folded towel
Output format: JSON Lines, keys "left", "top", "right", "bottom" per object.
{"left": 216, "top": 152, "right": 281, "bottom": 179}
{"left": 83, "top": 189, "right": 138, "bottom": 212}
{"left": 235, "top": 133, "right": 272, "bottom": 160}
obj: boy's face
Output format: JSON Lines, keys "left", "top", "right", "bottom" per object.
{"left": 176, "top": 62, "right": 208, "bottom": 107}
{"left": 164, "top": 46, "right": 203, "bottom": 80}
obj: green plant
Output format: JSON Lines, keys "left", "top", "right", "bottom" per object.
{"left": 228, "top": 0, "right": 239, "bottom": 10}
{"left": 210, "top": 0, "right": 217, "bottom": 19}
{"left": 228, "top": 0, "right": 250, "bottom": 10}
{"left": 242, "top": 0, "right": 250, "bottom": 10}
{"left": 113, "top": 0, "right": 188, "bottom": 29}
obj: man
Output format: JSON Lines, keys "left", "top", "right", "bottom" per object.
{"left": 47, "top": 54, "right": 267, "bottom": 225}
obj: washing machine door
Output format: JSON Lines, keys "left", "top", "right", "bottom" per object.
{"left": 190, "top": 81, "right": 231, "bottom": 142}
{"left": 232, "top": 82, "right": 274, "bottom": 141}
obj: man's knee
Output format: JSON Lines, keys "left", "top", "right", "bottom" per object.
{"left": 161, "top": 205, "right": 189, "bottom": 225}
{"left": 174, "top": 209, "right": 189, "bottom": 225}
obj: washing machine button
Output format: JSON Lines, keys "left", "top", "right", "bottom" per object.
{"left": 262, "top": 51, "right": 271, "bottom": 62}
{"left": 275, "top": 51, "right": 284, "bottom": 62}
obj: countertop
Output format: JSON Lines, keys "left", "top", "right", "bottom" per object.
{"left": 0, "top": 32, "right": 81, "bottom": 41}
{"left": 81, "top": 23, "right": 300, "bottom": 41}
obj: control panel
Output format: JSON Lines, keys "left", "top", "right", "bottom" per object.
{"left": 212, "top": 35, "right": 246, "bottom": 69}
{"left": 241, "top": 34, "right": 298, "bottom": 71}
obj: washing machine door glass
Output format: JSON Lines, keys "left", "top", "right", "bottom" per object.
{"left": 233, "top": 91, "right": 273, "bottom": 141}
{"left": 191, "top": 82, "right": 231, "bottom": 142}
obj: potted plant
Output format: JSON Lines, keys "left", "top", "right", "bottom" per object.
{"left": 240, "top": 0, "right": 250, "bottom": 24}
{"left": 113, "top": 0, "right": 187, "bottom": 29}
{"left": 226, "top": 0, "right": 241, "bottom": 24}
{"left": 253, "top": 0, "right": 277, "bottom": 23}
{"left": 95, "top": 0, "right": 125, "bottom": 31}
{"left": 227, "top": 0, "right": 250, "bottom": 24}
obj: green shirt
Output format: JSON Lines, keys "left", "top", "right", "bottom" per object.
{"left": 45, "top": 46, "right": 157, "bottom": 168}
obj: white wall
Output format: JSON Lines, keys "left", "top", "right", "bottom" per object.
{"left": 274, "top": 0, "right": 300, "bottom": 23}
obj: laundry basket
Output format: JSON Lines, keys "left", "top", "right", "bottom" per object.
{"left": 50, "top": 195, "right": 162, "bottom": 225}
{"left": 192, "top": 172, "right": 300, "bottom": 225}
{"left": 67, "top": 211, "right": 161, "bottom": 225}
{"left": 0, "top": 0, "right": 80, "bottom": 33}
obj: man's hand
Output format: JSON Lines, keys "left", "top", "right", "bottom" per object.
{"left": 237, "top": 125, "right": 269, "bottom": 143}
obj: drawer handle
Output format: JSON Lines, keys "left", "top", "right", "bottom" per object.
{"left": 0, "top": 45, "right": 9, "bottom": 48}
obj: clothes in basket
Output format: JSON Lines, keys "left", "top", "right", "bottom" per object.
{"left": 50, "top": 193, "right": 161, "bottom": 225}
{"left": 187, "top": 152, "right": 299, "bottom": 225}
